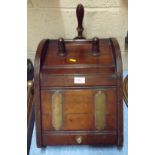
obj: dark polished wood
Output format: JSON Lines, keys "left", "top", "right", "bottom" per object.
{"left": 34, "top": 4, "right": 123, "bottom": 148}
{"left": 92, "top": 37, "right": 100, "bottom": 56}
{"left": 34, "top": 39, "right": 50, "bottom": 147}
{"left": 125, "top": 32, "right": 128, "bottom": 50}
{"left": 123, "top": 75, "right": 128, "bottom": 106}
{"left": 58, "top": 38, "right": 66, "bottom": 56}
{"left": 75, "top": 4, "right": 85, "bottom": 39}
{"left": 27, "top": 81, "right": 34, "bottom": 155}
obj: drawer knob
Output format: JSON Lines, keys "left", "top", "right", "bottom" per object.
{"left": 76, "top": 136, "right": 82, "bottom": 144}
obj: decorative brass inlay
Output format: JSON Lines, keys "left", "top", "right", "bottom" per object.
{"left": 69, "top": 58, "right": 76, "bottom": 62}
{"left": 75, "top": 136, "right": 83, "bottom": 144}
{"left": 51, "top": 91, "right": 63, "bottom": 130}
{"left": 94, "top": 90, "right": 107, "bottom": 130}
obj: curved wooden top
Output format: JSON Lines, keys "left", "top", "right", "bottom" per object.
{"left": 109, "top": 38, "right": 123, "bottom": 76}
{"left": 34, "top": 38, "right": 122, "bottom": 85}
{"left": 41, "top": 39, "right": 116, "bottom": 76}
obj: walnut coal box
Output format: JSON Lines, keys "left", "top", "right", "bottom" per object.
{"left": 34, "top": 4, "right": 123, "bottom": 148}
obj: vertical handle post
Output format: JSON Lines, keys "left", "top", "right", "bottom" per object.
{"left": 75, "top": 4, "right": 85, "bottom": 39}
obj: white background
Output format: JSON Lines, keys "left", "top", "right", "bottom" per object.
{"left": 0, "top": 0, "right": 155, "bottom": 154}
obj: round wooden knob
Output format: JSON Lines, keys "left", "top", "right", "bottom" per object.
{"left": 92, "top": 37, "right": 100, "bottom": 56}
{"left": 58, "top": 38, "right": 66, "bottom": 56}
{"left": 76, "top": 136, "right": 83, "bottom": 144}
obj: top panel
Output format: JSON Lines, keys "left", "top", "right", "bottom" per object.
{"left": 43, "top": 39, "right": 115, "bottom": 68}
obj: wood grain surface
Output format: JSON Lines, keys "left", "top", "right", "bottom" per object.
{"left": 34, "top": 4, "right": 123, "bottom": 148}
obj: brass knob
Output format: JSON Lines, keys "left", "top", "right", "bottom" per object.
{"left": 27, "top": 81, "right": 33, "bottom": 87}
{"left": 76, "top": 136, "right": 82, "bottom": 144}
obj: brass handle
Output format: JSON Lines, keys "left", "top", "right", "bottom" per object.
{"left": 75, "top": 136, "right": 82, "bottom": 144}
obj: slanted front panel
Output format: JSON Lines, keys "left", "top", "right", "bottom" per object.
{"left": 41, "top": 88, "right": 116, "bottom": 131}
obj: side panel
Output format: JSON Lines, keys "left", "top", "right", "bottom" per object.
{"left": 34, "top": 39, "right": 50, "bottom": 147}
{"left": 110, "top": 38, "right": 123, "bottom": 147}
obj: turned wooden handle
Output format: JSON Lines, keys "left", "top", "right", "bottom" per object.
{"left": 92, "top": 37, "right": 100, "bottom": 56}
{"left": 75, "top": 4, "right": 85, "bottom": 39}
{"left": 58, "top": 38, "right": 66, "bottom": 56}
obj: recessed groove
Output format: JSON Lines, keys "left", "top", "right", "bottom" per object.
{"left": 44, "top": 130, "right": 117, "bottom": 135}
{"left": 42, "top": 64, "right": 115, "bottom": 69}
{"left": 41, "top": 86, "right": 116, "bottom": 91}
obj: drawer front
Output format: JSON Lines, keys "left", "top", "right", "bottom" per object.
{"left": 43, "top": 133, "right": 117, "bottom": 145}
{"left": 41, "top": 88, "right": 117, "bottom": 132}
{"left": 41, "top": 74, "right": 116, "bottom": 87}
